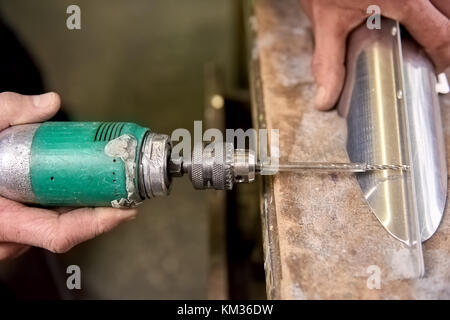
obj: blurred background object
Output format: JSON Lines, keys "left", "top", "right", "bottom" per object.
{"left": 0, "top": 0, "right": 264, "bottom": 299}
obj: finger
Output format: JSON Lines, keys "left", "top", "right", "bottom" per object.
{"left": 0, "top": 92, "right": 61, "bottom": 130}
{"left": 310, "top": 8, "right": 363, "bottom": 110}
{"left": 431, "top": 0, "right": 450, "bottom": 18}
{"left": 380, "top": 0, "right": 450, "bottom": 71}
{"left": 0, "top": 242, "right": 30, "bottom": 260}
{"left": 400, "top": 1, "right": 450, "bottom": 71}
{"left": 0, "top": 197, "right": 137, "bottom": 253}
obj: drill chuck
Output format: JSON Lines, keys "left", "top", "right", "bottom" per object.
{"left": 170, "top": 142, "right": 256, "bottom": 191}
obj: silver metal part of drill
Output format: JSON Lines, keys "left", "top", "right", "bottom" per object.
{"left": 169, "top": 142, "right": 256, "bottom": 191}
{"left": 168, "top": 142, "right": 409, "bottom": 192}
{"left": 259, "top": 162, "right": 410, "bottom": 173}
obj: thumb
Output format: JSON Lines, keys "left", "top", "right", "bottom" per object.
{"left": 0, "top": 196, "right": 138, "bottom": 254}
{"left": 0, "top": 92, "right": 61, "bottom": 130}
{"left": 310, "top": 13, "right": 352, "bottom": 110}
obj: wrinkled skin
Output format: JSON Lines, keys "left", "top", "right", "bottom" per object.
{"left": 0, "top": 92, "right": 137, "bottom": 260}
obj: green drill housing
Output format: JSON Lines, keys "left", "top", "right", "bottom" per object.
{"left": 0, "top": 122, "right": 171, "bottom": 207}
{"left": 30, "top": 122, "right": 148, "bottom": 206}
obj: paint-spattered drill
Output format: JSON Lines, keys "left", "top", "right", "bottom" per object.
{"left": 0, "top": 122, "right": 407, "bottom": 208}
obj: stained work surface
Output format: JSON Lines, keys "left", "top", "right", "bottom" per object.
{"left": 253, "top": 0, "right": 450, "bottom": 299}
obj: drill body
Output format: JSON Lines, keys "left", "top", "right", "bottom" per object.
{"left": 0, "top": 122, "right": 168, "bottom": 207}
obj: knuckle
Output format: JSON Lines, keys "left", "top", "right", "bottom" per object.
{"left": 47, "top": 235, "right": 73, "bottom": 254}
{"left": 395, "top": 0, "right": 422, "bottom": 20}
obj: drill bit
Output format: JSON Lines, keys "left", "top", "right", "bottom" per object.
{"left": 257, "top": 162, "right": 409, "bottom": 173}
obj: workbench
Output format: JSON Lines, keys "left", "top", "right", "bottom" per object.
{"left": 251, "top": 0, "right": 450, "bottom": 299}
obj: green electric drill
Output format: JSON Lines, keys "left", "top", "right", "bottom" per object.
{"left": 0, "top": 122, "right": 405, "bottom": 208}
{"left": 0, "top": 122, "right": 257, "bottom": 208}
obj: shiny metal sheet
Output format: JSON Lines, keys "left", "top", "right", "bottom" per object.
{"left": 338, "top": 19, "right": 447, "bottom": 277}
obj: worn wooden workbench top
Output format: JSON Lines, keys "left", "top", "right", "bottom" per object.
{"left": 252, "top": 0, "right": 450, "bottom": 299}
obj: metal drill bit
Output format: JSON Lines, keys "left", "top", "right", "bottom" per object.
{"left": 257, "top": 162, "right": 409, "bottom": 173}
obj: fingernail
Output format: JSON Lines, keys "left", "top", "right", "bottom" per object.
{"left": 119, "top": 210, "right": 138, "bottom": 221}
{"left": 314, "top": 86, "right": 328, "bottom": 110}
{"left": 32, "top": 92, "right": 56, "bottom": 108}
